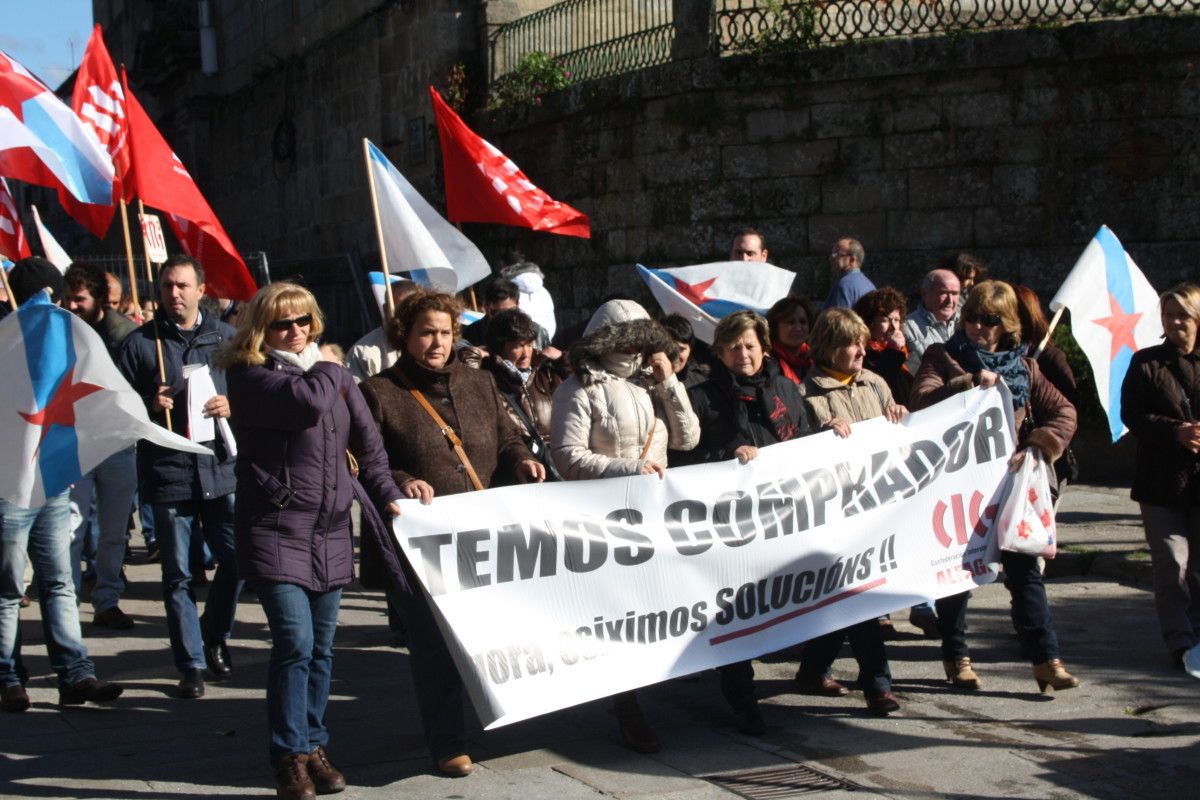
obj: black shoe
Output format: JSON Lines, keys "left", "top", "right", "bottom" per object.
{"left": 93, "top": 606, "right": 135, "bottom": 629}
{"left": 59, "top": 677, "right": 123, "bottom": 706}
{"left": 202, "top": 629, "right": 232, "bottom": 680}
{"left": 2, "top": 684, "right": 30, "bottom": 713}
{"left": 145, "top": 543, "right": 160, "bottom": 563}
{"left": 735, "top": 703, "right": 766, "bottom": 736}
{"left": 177, "top": 668, "right": 205, "bottom": 699}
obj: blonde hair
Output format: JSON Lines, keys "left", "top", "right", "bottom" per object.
{"left": 961, "top": 280, "right": 1022, "bottom": 350}
{"left": 216, "top": 282, "right": 324, "bottom": 368}
{"left": 712, "top": 310, "right": 770, "bottom": 353}
{"left": 1160, "top": 282, "right": 1200, "bottom": 322}
{"left": 808, "top": 308, "right": 869, "bottom": 368}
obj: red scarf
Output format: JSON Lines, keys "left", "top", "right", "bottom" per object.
{"left": 772, "top": 341, "right": 811, "bottom": 384}
{"left": 867, "top": 338, "right": 910, "bottom": 374}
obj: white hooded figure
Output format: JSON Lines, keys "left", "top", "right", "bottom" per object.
{"left": 501, "top": 259, "right": 557, "bottom": 339}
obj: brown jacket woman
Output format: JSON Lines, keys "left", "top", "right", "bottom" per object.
{"left": 360, "top": 355, "right": 534, "bottom": 495}
{"left": 910, "top": 343, "right": 1076, "bottom": 463}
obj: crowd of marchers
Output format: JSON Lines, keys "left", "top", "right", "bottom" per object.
{"left": 0, "top": 233, "right": 1197, "bottom": 800}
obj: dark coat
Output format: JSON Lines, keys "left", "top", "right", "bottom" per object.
{"left": 678, "top": 357, "right": 812, "bottom": 465}
{"left": 1121, "top": 343, "right": 1200, "bottom": 507}
{"left": 226, "top": 356, "right": 402, "bottom": 591}
{"left": 481, "top": 353, "right": 565, "bottom": 478}
{"left": 910, "top": 343, "right": 1077, "bottom": 462}
{"left": 116, "top": 313, "right": 237, "bottom": 503}
{"left": 360, "top": 355, "right": 535, "bottom": 497}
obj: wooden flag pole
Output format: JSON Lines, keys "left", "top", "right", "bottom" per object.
{"left": 1031, "top": 306, "right": 1065, "bottom": 359}
{"left": 0, "top": 255, "right": 16, "bottom": 310}
{"left": 362, "top": 138, "right": 396, "bottom": 319}
{"left": 117, "top": 197, "right": 140, "bottom": 311}
{"left": 136, "top": 199, "right": 171, "bottom": 431}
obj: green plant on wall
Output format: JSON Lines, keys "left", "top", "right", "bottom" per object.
{"left": 490, "top": 51, "right": 573, "bottom": 110}
{"left": 746, "top": 0, "right": 822, "bottom": 54}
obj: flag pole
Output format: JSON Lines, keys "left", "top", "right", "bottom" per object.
{"left": 362, "top": 138, "right": 396, "bottom": 318}
{"left": 117, "top": 195, "right": 141, "bottom": 311}
{"left": 1031, "top": 306, "right": 1065, "bottom": 359}
{"left": 0, "top": 257, "right": 16, "bottom": 310}
{"left": 137, "top": 198, "right": 170, "bottom": 431}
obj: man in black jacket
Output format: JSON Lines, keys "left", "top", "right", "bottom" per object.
{"left": 117, "top": 255, "right": 242, "bottom": 699}
{"left": 62, "top": 263, "right": 138, "bottom": 629}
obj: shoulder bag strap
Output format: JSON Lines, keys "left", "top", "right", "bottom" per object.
{"left": 639, "top": 417, "right": 658, "bottom": 461}
{"left": 394, "top": 368, "right": 485, "bottom": 491}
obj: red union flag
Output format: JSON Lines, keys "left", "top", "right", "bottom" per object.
{"left": 122, "top": 69, "right": 256, "bottom": 300}
{"left": 429, "top": 86, "right": 590, "bottom": 238}
{"left": 0, "top": 177, "right": 31, "bottom": 261}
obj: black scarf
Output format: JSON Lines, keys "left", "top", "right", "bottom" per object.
{"left": 945, "top": 330, "right": 1030, "bottom": 409}
{"left": 726, "top": 361, "right": 799, "bottom": 443}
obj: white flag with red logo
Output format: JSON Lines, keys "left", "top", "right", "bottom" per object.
{"left": 0, "top": 177, "right": 31, "bottom": 261}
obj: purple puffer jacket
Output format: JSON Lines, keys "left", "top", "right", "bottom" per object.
{"left": 226, "top": 356, "right": 402, "bottom": 592}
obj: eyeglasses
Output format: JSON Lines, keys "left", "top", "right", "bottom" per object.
{"left": 964, "top": 313, "right": 1002, "bottom": 327}
{"left": 268, "top": 314, "right": 313, "bottom": 332}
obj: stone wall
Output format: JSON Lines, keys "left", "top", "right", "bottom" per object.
{"left": 472, "top": 16, "right": 1200, "bottom": 328}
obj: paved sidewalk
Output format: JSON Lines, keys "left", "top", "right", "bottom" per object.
{"left": 2, "top": 485, "right": 1197, "bottom": 800}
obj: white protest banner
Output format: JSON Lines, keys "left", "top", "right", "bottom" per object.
{"left": 392, "top": 385, "right": 1015, "bottom": 729}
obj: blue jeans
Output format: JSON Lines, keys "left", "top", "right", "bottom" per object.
{"left": 0, "top": 492, "right": 94, "bottom": 688}
{"left": 153, "top": 495, "right": 242, "bottom": 673}
{"left": 936, "top": 549, "right": 1061, "bottom": 663}
{"left": 139, "top": 495, "right": 155, "bottom": 548}
{"left": 256, "top": 581, "right": 342, "bottom": 764}
{"left": 69, "top": 447, "right": 137, "bottom": 612}
{"left": 798, "top": 619, "right": 893, "bottom": 698}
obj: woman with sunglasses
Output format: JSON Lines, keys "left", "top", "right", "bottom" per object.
{"left": 910, "top": 281, "right": 1079, "bottom": 694}
{"left": 220, "top": 283, "right": 404, "bottom": 800}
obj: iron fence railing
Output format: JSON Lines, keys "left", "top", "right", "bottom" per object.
{"left": 488, "top": 0, "right": 1198, "bottom": 95}
{"left": 489, "top": 0, "right": 675, "bottom": 87}
{"left": 715, "top": 0, "right": 1200, "bottom": 53}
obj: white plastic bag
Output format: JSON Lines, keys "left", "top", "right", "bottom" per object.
{"left": 995, "top": 447, "right": 1057, "bottom": 559}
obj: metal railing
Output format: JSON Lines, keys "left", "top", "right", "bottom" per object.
{"left": 490, "top": 0, "right": 675, "bottom": 87}
{"left": 714, "top": 0, "right": 1200, "bottom": 53}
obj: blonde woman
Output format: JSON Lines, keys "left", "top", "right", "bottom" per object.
{"left": 1121, "top": 283, "right": 1200, "bottom": 671}
{"left": 220, "top": 283, "right": 403, "bottom": 800}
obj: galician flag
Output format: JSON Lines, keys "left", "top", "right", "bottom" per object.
{"left": 30, "top": 205, "right": 71, "bottom": 272}
{"left": 0, "top": 292, "right": 210, "bottom": 508}
{"left": 637, "top": 261, "right": 796, "bottom": 344}
{"left": 1049, "top": 226, "right": 1162, "bottom": 442}
{"left": 363, "top": 139, "right": 490, "bottom": 293}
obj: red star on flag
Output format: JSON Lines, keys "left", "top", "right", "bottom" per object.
{"left": 1040, "top": 509, "right": 1053, "bottom": 528}
{"left": 1017, "top": 520, "right": 1032, "bottom": 540}
{"left": 1028, "top": 487, "right": 1039, "bottom": 505}
{"left": 1091, "top": 293, "right": 1142, "bottom": 360}
{"left": 18, "top": 368, "right": 103, "bottom": 454}
{"left": 673, "top": 276, "right": 716, "bottom": 306}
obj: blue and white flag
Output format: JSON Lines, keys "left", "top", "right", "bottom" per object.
{"left": 637, "top": 261, "right": 796, "bottom": 344}
{"left": 1049, "top": 226, "right": 1162, "bottom": 441}
{"left": 0, "top": 292, "right": 209, "bottom": 508}
{"left": 364, "top": 139, "right": 490, "bottom": 293}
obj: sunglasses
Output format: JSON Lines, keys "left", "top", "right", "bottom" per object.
{"left": 268, "top": 314, "right": 313, "bottom": 332}
{"left": 964, "top": 313, "right": 1002, "bottom": 327}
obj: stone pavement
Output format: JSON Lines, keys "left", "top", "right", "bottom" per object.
{"left": 2, "top": 485, "right": 1198, "bottom": 800}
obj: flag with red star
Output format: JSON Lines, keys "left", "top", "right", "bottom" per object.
{"left": 0, "top": 291, "right": 210, "bottom": 508}
{"left": 1050, "top": 226, "right": 1162, "bottom": 442}
{"left": 636, "top": 261, "right": 796, "bottom": 344}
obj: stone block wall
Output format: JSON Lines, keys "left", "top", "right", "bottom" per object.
{"left": 472, "top": 16, "right": 1200, "bottom": 327}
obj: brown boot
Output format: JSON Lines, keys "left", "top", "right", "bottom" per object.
{"left": 1033, "top": 659, "right": 1080, "bottom": 693}
{"left": 943, "top": 658, "right": 983, "bottom": 690}
{"left": 436, "top": 754, "right": 473, "bottom": 777}
{"left": 614, "top": 691, "right": 661, "bottom": 753}
{"left": 275, "top": 753, "right": 316, "bottom": 800}
{"left": 307, "top": 746, "right": 346, "bottom": 794}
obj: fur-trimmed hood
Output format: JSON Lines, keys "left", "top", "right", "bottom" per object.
{"left": 570, "top": 317, "right": 676, "bottom": 384}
